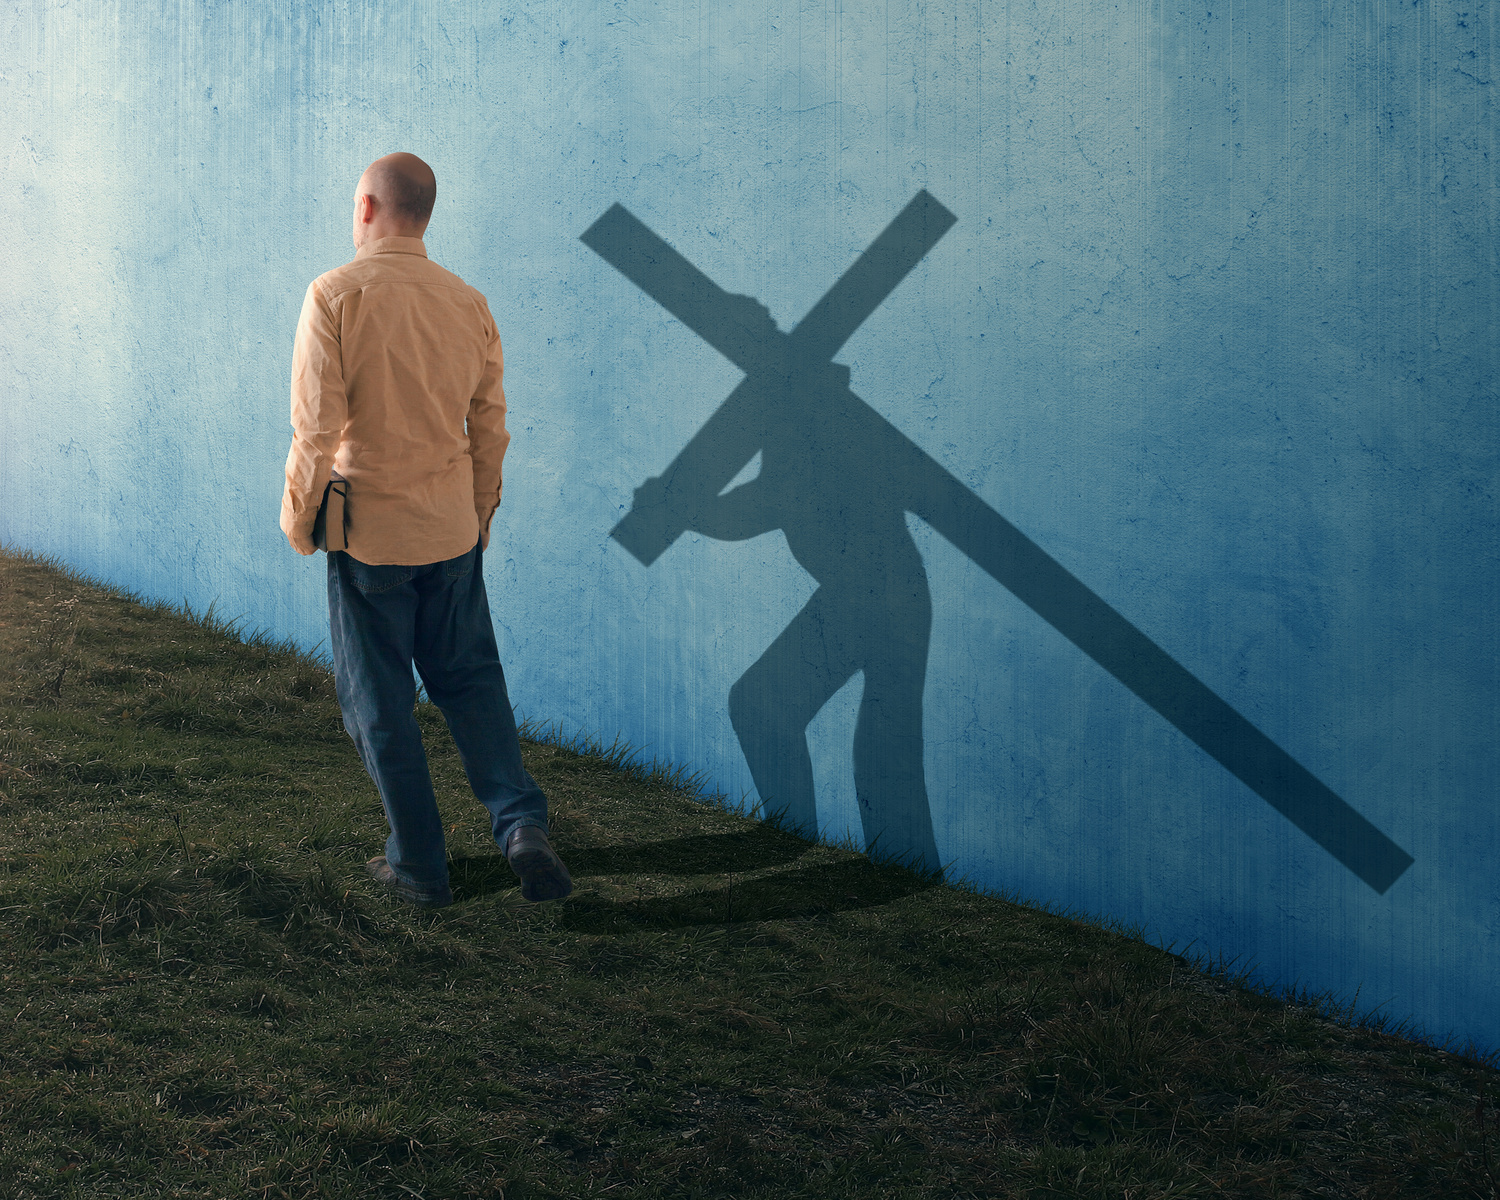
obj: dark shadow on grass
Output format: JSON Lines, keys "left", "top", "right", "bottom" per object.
{"left": 565, "top": 829, "right": 812, "bottom": 878}
{"left": 448, "top": 845, "right": 937, "bottom": 928}
{"left": 447, "top": 829, "right": 813, "bottom": 902}
{"left": 444, "top": 854, "right": 516, "bottom": 901}
{"left": 559, "top": 859, "right": 940, "bottom": 933}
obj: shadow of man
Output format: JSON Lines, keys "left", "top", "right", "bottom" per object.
{"left": 631, "top": 305, "right": 940, "bottom": 871}
{"left": 583, "top": 192, "right": 1413, "bottom": 895}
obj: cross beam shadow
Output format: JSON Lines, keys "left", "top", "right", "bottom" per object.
{"left": 581, "top": 192, "right": 1414, "bottom": 894}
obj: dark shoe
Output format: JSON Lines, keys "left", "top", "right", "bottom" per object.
{"left": 505, "top": 827, "right": 573, "bottom": 902}
{"left": 365, "top": 856, "right": 454, "bottom": 908}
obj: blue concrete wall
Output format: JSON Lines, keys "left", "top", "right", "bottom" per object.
{"left": 3, "top": 2, "right": 1495, "bottom": 1051}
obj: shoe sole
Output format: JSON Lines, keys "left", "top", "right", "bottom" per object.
{"left": 366, "top": 857, "right": 454, "bottom": 908}
{"left": 508, "top": 846, "right": 573, "bottom": 902}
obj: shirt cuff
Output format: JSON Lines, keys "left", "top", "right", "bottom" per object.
{"left": 280, "top": 502, "right": 315, "bottom": 539}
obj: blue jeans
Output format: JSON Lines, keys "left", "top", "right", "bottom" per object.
{"left": 327, "top": 540, "right": 547, "bottom": 893}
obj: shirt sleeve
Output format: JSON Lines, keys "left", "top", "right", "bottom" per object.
{"left": 280, "top": 280, "right": 347, "bottom": 543}
{"left": 468, "top": 294, "right": 510, "bottom": 545}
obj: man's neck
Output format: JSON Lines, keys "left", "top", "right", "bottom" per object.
{"left": 359, "top": 224, "right": 427, "bottom": 247}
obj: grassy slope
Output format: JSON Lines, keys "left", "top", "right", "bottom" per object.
{"left": 0, "top": 546, "right": 1496, "bottom": 1200}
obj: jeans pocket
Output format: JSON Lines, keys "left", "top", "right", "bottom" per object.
{"left": 444, "top": 544, "right": 476, "bottom": 580}
{"left": 346, "top": 559, "right": 414, "bottom": 594}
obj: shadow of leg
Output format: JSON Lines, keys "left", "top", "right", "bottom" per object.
{"left": 853, "top": 592, "right": 940, "bottom": 875}
{"left": 729, "top": 589, "right": 855, "bottom": 839}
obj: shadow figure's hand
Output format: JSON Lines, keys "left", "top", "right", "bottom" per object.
{"left": 613, "top": 473, "right": 684, "bottom": 565}
{"left": 632, "top": 474, "right": 669, "bottom": 515}
{"left": 722, "top": 294, "right": 779, "bottom": 339}
{"left": 719, "top": 294, "right": 783, "bottom": 365}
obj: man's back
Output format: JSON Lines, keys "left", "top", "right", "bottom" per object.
{"left": 280, "top": 151, "right": 569, "bottom": 911}
{"left": 283, "top": 236, "right": 508, "bottom": 566}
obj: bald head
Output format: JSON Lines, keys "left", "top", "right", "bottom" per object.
{"left": 352, "top": 152, "right": 436, "bottom": 248}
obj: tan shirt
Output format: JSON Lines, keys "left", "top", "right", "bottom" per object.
{"left": 280, "top": 236, "right": 509, "bottom": 565}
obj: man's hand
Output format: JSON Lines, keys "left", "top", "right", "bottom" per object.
{"left": 288, "top": 531, "right": 317, "bottom": 556}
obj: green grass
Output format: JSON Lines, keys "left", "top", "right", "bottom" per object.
{"left": 0, "top": 544, "right": 1497, "bottom": 1199}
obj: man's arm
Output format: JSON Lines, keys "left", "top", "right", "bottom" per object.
{"left": 468, "top": 296, "right": 510, "bottom": 552}
{"left": 280, "top": 280, "right": 347, "bottom": 556}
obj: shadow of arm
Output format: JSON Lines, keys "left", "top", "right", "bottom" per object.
{"left": 611, "top": 377, "right": 766, "bottom": 565}
{"left": 690, "top": 477, "right": 780, "bottom": 542}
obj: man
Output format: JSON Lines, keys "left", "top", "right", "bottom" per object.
{"left": 280, "top": 151, "right": 571, "bottom": 909}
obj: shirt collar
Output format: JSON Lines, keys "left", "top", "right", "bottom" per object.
{"left": 355, "top": 236, "right": 428, "bottom": 260}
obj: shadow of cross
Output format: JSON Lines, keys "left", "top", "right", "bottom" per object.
{"left": 581, "top": 191, "right": 1414, "bottom": 894}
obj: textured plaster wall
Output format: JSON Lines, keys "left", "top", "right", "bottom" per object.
{"left": 2, "top": 2, "right": 1495, "bottom": 1052}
